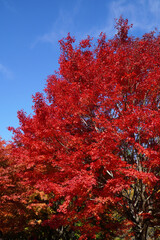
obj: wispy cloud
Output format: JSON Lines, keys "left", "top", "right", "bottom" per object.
{"left": 89, "top": 0, "right": 160, "bottom": 40}
{"left": 32, "top": 0, "right": 83, "bottom": 48}
{"left": 108, "top": 0, "right": 160, "bottom": 33}
{"left": 0, "top": 63, "right": 13, "bottom": 80}
{"left": 35, "top": 9, "right": 73, "bottom": 44}
{"left": 32, "top": 0, "right": 160, "bottom": 48}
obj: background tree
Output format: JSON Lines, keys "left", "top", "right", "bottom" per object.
{"left": 0, "top": 137, "right": 30, "bottom": 237}
{"left": 0, "top": 137, "right": 69, "bottom": 240}
{"left": 9, "top": 17, "right": 160, "bottom": 240}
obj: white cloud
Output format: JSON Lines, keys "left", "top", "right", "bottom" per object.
{"left": 86, "top": 0, "right": 160, "bottom": 42}
{"left": 32, "top": 0, "right": 160, "bottom": 48}
{"left": 37, "top": 10, "right": 72, "bottom": 44}
{"left": 88, "top": 0, "right": 160, "bottom": 40}
{"left": 0, "top": 63, "right": 13, "bottom": 80}
{"left": 32, "top": 0, "right": 83, "bottom": 47}
{"left": 108, "top": 0, "right": 160, "bottom": 33}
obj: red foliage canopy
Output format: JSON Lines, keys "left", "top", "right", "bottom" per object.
{"left": 9, "top": 18, "right": 160, "bottom": 239}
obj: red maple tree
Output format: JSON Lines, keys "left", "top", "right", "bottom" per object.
{"left": 9, "top": 17, "right": 160, "bottom": 239}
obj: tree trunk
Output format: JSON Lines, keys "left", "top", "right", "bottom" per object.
{"left": 134, "top": 222, "right": 149, "bottom": 240}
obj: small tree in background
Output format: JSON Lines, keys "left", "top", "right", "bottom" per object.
{"left": 9, "top": 17, "right": 160, "bottom": 240}
{"left": 0, "top": 138, "right": 25, "bottom": 235}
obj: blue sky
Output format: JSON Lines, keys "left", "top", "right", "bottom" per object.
{"left": 0, "top": 0, "right": 160, "bottom": 141}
